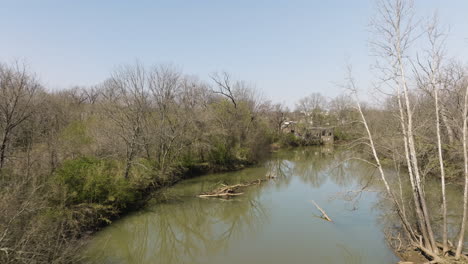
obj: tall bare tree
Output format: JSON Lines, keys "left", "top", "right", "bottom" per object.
{"left": 456, "top": 83, "right": 468, "bottom": 259}
{"left": 296, "top": 92, "right": 327, "bottom": 126}
{"left": 147, "top": 65, "right": 186, "bottom": 173}
{"left": 432, "top": 19, "right": 450, "bottom": 256}
{"left": 0, "top": 62, "right": 41, "bottom": 169}
{"left": 428, "top": 23, "right": 449, "bottom": 256}
{"left": 329, "top": 94, "right": 353, "bottom": 125}
{"left": 413, "top": 15, "right": 449, "bottom": 254}
{"left": 346, "top": 66, "right": 417, "bottom": 244}
{"left": 370, "top": 0, "right": 439, "bottom": 253}
{"left": 101, "top": 63, "right": 150, "bottom": 179}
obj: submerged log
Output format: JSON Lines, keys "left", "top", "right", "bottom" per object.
{"left": 310, "top": 200, "right": 333, "bottom": 222}
{"left": 198, "top": 178, "right": 269, "bottom": 198}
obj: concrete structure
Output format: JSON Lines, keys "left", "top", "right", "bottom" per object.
{"left": 282, "top": 121, "right": 334, "bottom": 145}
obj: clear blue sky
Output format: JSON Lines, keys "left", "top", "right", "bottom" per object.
{"left": 1, "top": 0, "right": 467, "bottom": 106}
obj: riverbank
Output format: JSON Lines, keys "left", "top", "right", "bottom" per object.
{"left": 71, "top": 157, "right": 258, "bottom": 234}
{"left": 81, "top": 146, "right": 400, "bottom": 264}
{"left": 75, "top": 142, "right": 316, "bottom": 235}
{"left": 74, "top": 143, "right": 331, "bottom": 257}
{"left": 25, "top": 155, "right": 261, "bottom": 264}
{"left": 83, "top": 144, "right": 465, "bottom": 264}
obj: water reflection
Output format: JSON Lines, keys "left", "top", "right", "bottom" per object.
{"left": 268, "top": 147, "right": 378, "bottom": 190}
{"left": 374, "top": 169, "right": 467, "bottom": 254}
{"left": 83, "top": 147, "right": 399, "bottom": 264}
{"left": 85, "top": 187, "right": 268, "bottom": 264}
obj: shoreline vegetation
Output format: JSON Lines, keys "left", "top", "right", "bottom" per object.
{"left": 1, "top": 0, "right": 468, "bottom": 263}
{"left": 0, "top": 58, "right": 465, "bottom": 263}
{"left": 347, "top": 0, "right": 468, "bottom": 262}
{"left": 0, "top": 61, "right": 353, "bottom": 264}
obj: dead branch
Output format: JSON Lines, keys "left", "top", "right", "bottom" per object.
{"left": 310, "top": 200, "right": 333, "bottom": 222}
{"left": 198, "top": 179, "right": 269, "bottom": 198}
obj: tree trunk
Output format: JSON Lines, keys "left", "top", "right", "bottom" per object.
{"left": 455, "top": 85, "right": 468, "bottom": 259}
{"left": 440, "top": 106, "right": 455, "bottom": 145}
{"left": 124, "top": 126, "right": 140, "bottom": 179}
{"left": 399, "top": 58, "right": 439, "bottom": 253}
{"left": 351, "top": 84, "right": 415, "bottom": 240}
{"left": 124, "top": 145, "right": 135, "bottom": 180}
{"left": 435, "top": 80, "right": 448, "bottom": 254}
{"left": 0, "top": 129, "right": 10, "bottom": 169}
{"left": 396, "top": 85, "right": 430, "bottom": 247}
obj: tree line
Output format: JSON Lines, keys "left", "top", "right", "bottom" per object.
{"left": 5, "top": 1, "right": 468, "bottom": 262}
{"left": 0, "top": 60, "right": 355, "bottom": 263}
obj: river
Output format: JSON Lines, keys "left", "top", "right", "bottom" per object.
{"left": 82, "top": 146, "right": 461, "bottom": 264}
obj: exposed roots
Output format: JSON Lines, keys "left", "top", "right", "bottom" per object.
{"left": 392, "top": 234, "right": 468, "bottom": 264}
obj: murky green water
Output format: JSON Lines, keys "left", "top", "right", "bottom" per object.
{"left": 83, "top": 146, "right": 401, "bottom": 264}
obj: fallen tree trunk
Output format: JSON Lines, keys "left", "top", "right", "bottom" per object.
{"left": 198, "top": 192, "right": 244, "bottom": 198}
{"left": 198, "top": 179, "right": 269, "bottom": 198}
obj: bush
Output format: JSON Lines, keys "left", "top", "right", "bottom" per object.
{"left": 54, "top": 157, "right": 141, "bottom": 209}
{"left": 179, "top": 149, "right": 199, "bottom": 168}
{"left": 207, "top": 141, "right": 235, "bottom": 165}
{"left": 333, "top": 127, "right": 352, "bottom": 141}
{"left": 280, "top": 133, "right": 301, "bottom": 147}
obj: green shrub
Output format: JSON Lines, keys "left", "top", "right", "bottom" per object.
{"left": 333, "top": 127, "right": 351, "bottom": 141}
{"left": 280, "top": 133, "right": 301, "bottom": 147}
{"left": 54, "top": 157, "right": 141, "bottom": 209}
{"left": 179, "top": 150, "right": 199, "bottom": 168}
{"left": 60, "top": 120, "right": 93, "bottom": 147}
{"left": 207, "top": 141, "right": 234, "bottom": 165}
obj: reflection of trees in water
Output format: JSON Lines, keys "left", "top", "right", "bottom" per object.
{"left": 325, "top": 154, "right": 466, "bottom": 255}
{"left": 294, "top": 155, "right": 329, "bottom": 188}
{"left": 375, "top": 175, "right": 467, "bottom": 252}
{"left": 264, "top": 159, "right": 294, "bottom": 189}
{"left": 266, "top": 147, "right": 379, "bottom": 190}
{"left": 85, "top": 147, "right": 402, "bottom": 264}
{"left": 335, "top": 243, "right": 365, "bottom": 264}
{"left": 84, "top": 189, "right": 268, "bottom": 264}
{"left": 267, "top": 147, "right": 335, "bottom": 188}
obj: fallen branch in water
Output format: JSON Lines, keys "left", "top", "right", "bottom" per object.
{"left": 198, "top": 192, "right": 244, "bottom": 198}
{"left": 198, "top": 179, "right": 269, "bottom": 198}
{"left": 310, "top": 200, "right": 333, "bottom": 222}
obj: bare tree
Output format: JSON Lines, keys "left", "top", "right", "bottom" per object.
{"left": 456, "top": 83, "right": 468, "bottom": 259}
{"left": 147, "top": 65, "right": 186, "bottom": 173}
{"left": 270, "top": 103, "right": 289, "bottom": 134}
{"left": 62, "top": 86, "right": 89, "bottom": 106}
{"left": 296, "top": 92, "right": 327, "bottom": 126}
{"left": 0, "top": 62, "right": 41, "bottom": 169}
{"left": 413, "top": 15, "right": 450, "bottom": 254}
{"left": 439, "top": 62, "right": 464, "bottom": 144}
{"left": 346, "top": 66, "right": 417, "bottom": 244}
{"left": 210, "top": 72, "right": 238, "bottom": 109}
{"left": 371, "top": 0, "right": 439, "bottom": 254}
{"left": 329, "top": 94, "right": 353, "bottom": 125}
{"left": 101, "top": 63, "right": 150, "bottom": 179}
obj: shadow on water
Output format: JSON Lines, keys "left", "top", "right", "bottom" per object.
{"left": 83, "top": 146, "right": 402, "bottom": 264}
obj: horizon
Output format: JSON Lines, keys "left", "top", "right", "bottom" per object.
{"left": 1, "top": 0, "right": 467, "bottom": 107}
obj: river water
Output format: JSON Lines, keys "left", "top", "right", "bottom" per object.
{"left": 82, "top": 147, "right": 407, "bottom": 264}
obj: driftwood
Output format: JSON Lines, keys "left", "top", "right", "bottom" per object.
{"left": 310, "top": 200, "right": 333, "bottom": 222}
{"left": 198, "top": 192, "right": 244, "bottom": 198}
{"left": 198, "top": 179, "right": 269, "bottom": 198}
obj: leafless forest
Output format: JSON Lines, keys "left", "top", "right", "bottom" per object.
{"left": 1, "top": 0, "right": 468, "bottom": 263}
